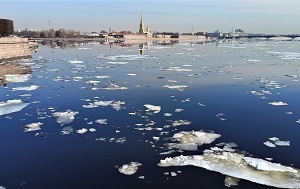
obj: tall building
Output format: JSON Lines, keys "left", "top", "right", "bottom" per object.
{"left": 139, "top": 11, "right": 144, "bottom": 34}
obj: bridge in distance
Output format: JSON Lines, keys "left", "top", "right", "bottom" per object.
{"left": 221, "top": 34, "right": 300, "bottom": 39}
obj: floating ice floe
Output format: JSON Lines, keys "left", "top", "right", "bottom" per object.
{"left": 163, "top": 85, "right": 188, "bottom": 91}
{"left": 264, "top": 137, "right": 290, "bottom": 147}
{"left": 0, "top": 100, "right": 29, "bottom": 116}
{"left": 68, "top": 60, "right": 84, "bottom": 64}
{"left": 167, "top": 131, "right": 221, "bottom": 151}
{"left": 95, "top": 75, "right": 110, "bottom": 79}
{"left": 60, "top": 126, "right": 74, "bottom": 135}
{"left": 127, "top": 73, "right": 137, "bottom": 76}
{"left": 170, "top": 120, "right": 192, "bottom": 127}
{"left": 95, "top": 119, "right": 108, "bottom": 125}
{"left": 175, "top": 108, "right": 184, "bottom": 113}
{"left": 268, "top": 101, "right": 288, "bottom": 106}
{"left": 24, "top": 122, "right": 43, "bottom": 132}
{"left": 268, "top": 51, "right": 300, "bottom": 60}
{"left": 158, "top": 150, "right": 300, "bottom": 188}
{"left": 118, "top": 162, "right": 142, "bottom": 175}
{"left": 11, "top": 85, "right": 39, "bottom": 91}
{"left": 296, "top": 119, "right": 300, "bottom": 124}
{"left": 225, "top": 176, "right": 240, "bottom": 187}
{"left": 103, "top": 54, "right": 149, "bottom": 61}
{"left": 83, "top": 100, "right": 125, "bottom": 110}
{"left": 52, "top": 110, "right": 79, "bottom": 125}
{"left": 163, "top": 67, "right": 192, "bottom": 72}
{"left": 76, "top": 128, "right": 88, "bottom": 134}
{"left": 4, "top": 74, "right": 31, "bottom": 83}
{"left": 101, "top": 84, "right": 128, "bottom": 90}
{"left": 107, "top": 61, "right": 128, "bottom": 65}
{"left": 164, "top": 113, "right": 172, "bottom": 117}
{"left": 144, "top": 104, "right": 161, "bottom": 114}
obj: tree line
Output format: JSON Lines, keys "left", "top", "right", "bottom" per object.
{"left": 16, "top": 28, "right": 81, "bottom": 38}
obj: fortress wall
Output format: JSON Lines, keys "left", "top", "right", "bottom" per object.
{"left": 124, "top": 34, "right": 151, "bottom": 40}
{"left": 0, "top": 37, "right": 31, "bottom": 62}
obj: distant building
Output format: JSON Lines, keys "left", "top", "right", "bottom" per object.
{"left": 0, "top": 18, "right": 14, "bottom": 37}
{"left": 139, "top": 12, "right": 145, "bottom": 34}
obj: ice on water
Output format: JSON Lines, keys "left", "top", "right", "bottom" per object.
{"left": 52, "top": 110, "right": 79, "bottom": 125}
{"left": 4, "top": 74, "right": 31, "bottom": 83}
{"left": 144, "top": 104, "right": 161, "bottom": 114}
{"left": 167, "top": 131, "right": 221, "bottom": 151}
{"left": 158, "top": 150, "right": 300, "bottom": 188}
{"left": 118, "top": 162, "right": 142, "bottom": 175}
{"left": 24, "top": 122, "right": 43, "bottom": 132}
{"left": 0, "top": 100, "right": 29, "bottom": 116}
{"left": 11, "top": 85, "right": 39, "bottom": 91}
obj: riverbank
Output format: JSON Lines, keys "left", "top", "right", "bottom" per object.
{"left": 0, "top": 37, "right": 32, "bottom": 62}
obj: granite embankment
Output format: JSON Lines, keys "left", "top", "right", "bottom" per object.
{"left": 0, "top": 37, "right": 32, "bottom": 62}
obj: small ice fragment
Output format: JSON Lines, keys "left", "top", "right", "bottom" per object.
{"left": 24, "top": 122, "right": 43, "bottom": 132}
{"left": 225, "top": 176, "right": 240, "bottom": 187}
{"left": 296, "top": 119, "right": 300, "bottom": 124}
{"left": 163, "top": 85, "right": 188, "bottom": 91}
{"left": 95, "top": 119, "right": 107, "bottom": 125}
{"left": 69, "top": 60, "right": 84, "bottom": 64}
{"left": 268, "top": 101, "right": 288, "bottom": 106}
{"left": 116, "top": 130, "right": 120, "bottom": 133}
{"left": 138, "top": 176, "right": 145, "bottom": 179}
{"left": 52, "top": 110, "right": 79, "bottom": 126}
{"left": 264, "top": 141, "right": 276, "bottom": 148}
{"left": 153, "top": 137, "right": 160, "bottom": 141}
{"left": 60, "top": 126, "right": 74, "bottom": 135}
{"left": 102, "top": 84, "right": 128, "bottom": 90}
{"left": 115, "top": 137, "right": 126, "bottom": 144}
{"left": 127, "top": 73, "right": 137, "bottom": 76}
{"left": 89, "top": 128, "right": 96, "bottom": 132}
{"left": 11, "top": 85, "right": 39, "bottom": 91}
{"left": 144, "top": 104, "right": 161, "bottom": 114}
{"left": 286, "top": 112, "right": 293, "bottom": 115}
{"left": 76, "top": 128, "right": 88, "bottom": 134}
{"left": 164, "top": 172, "right": 169, "bottom": 175}
{"left": 171, "top": 172, "right": 177, "bottom": 176}
{"left": 175, "top": 108, "right": 184, "bottom": 113}
{"left": 118, "top": 162, "right": 142, "bottom": 175}
{"left": 164, "top": 113, "right": 172, "bottom": 117}
{"left": 198, "top": 102, "right": 206, "bottom": 107}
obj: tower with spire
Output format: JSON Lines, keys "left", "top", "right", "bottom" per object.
{"left": 139, "top": 10, "right": 144, "bottom": 34}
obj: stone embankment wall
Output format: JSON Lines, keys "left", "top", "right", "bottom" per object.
{"left": 0, "top": 37, "right": 31, "bottom": 62}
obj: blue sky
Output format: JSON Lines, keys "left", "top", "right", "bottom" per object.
{"left": 1, "top": 0, "right": 299, "bottom": 34}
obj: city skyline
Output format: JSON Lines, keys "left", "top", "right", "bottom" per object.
{"left": 1, "top": 0, "right": 300, "bottom": 34}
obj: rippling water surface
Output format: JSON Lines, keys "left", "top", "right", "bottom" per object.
{"left": 1, "top": 40, "right": 300, "bottom": 189}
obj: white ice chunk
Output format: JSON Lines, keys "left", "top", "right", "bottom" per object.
{"left": 69, "top": 60, "right": 84, "bottom": 64}
{"left": 0, "top": 100, "right": 29, "bottom": 116}
{"left": 127, "top": 73, "right": 137, "bottom": 76}
{"left": 60, "top": 126, "right": 74, "bottom": 135}
{"left": 264, "top": 141, "right": 276, "bottom": 148}
{"left": 268, "top": 101, "right": 288, "bottom": 106}
{"left": 24, "top": 122, "right": 43, "bottom": 132}
{"left": 171, "top": 120, "right": 192, "bottom": 126}
{"left": 12, "top": 85, "right": 39, "bottom": 91}
{"left": 102, "top": 84, "right": 128, "bottom": 90}
{"left": 164, "top": 113, "right": 172, "bottom": 117}
{"left": 76, "top": 128, "right": 88, "bottom": 134}
{"left": 4, "top": 74, "right": 31, "bottom": 83}
{"left": 52, "top": 110, "right": 79, "bottom": 126}
{"left": 95, "top": 75, "right": 110, "bottom": 79}
{"left": 225, "top": 176, "right": 240, "bottom": 187}
{"left": 89, "top": 128, "right": 96, "bottom": 132}
{"left": 144, "top": 104, "right": 161, "bottom": 114}
{"left": 243, "top": 157, "right": 297, "bottom": 173}
{"left": 158, "top": 151, "right": 300, "bottom": 188}
{"left": 95, "top": 119, "right": 107, "bottom": 125}
{"left": 118, "top": 162, "right": 142, "bottom": 175}
{"left": 163, "top": 85, "right": 189, "bottom": 91}
{"left": 175, "top": 108, "right": 184, "bottom": 113}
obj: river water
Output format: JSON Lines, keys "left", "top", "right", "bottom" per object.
{"left": 1, "top": 39, "right": 300, "bottom": 189}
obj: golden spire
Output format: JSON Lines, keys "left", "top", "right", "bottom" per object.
{"left": 139, "top": 8, "right": 144, "bottom": 34}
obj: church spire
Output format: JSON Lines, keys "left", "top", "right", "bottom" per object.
{"left": 139, "top": 8, "right": 144, "bottom": 34}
